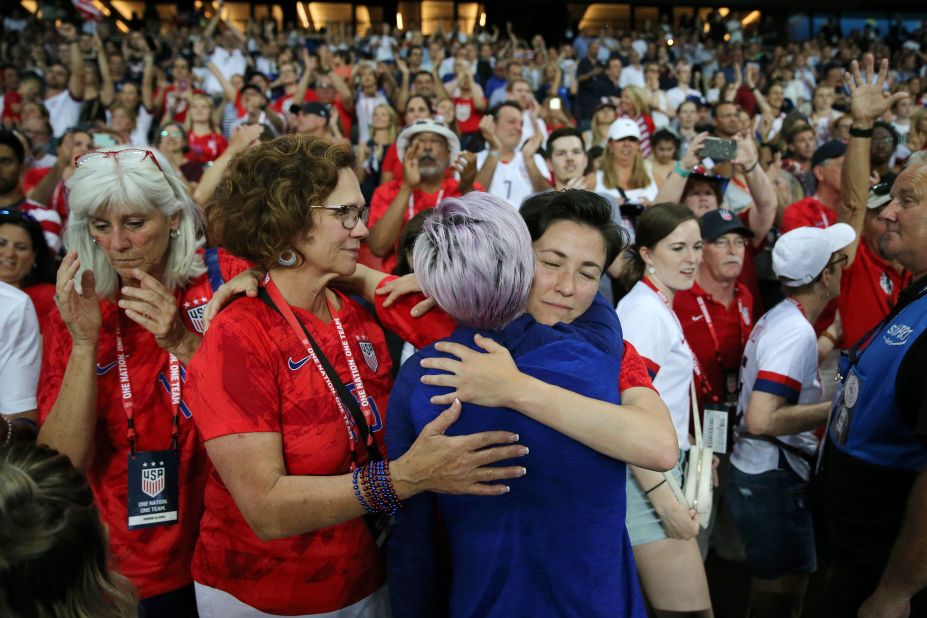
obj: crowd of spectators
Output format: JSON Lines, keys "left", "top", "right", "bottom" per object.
{"left": 2, "top": 3, "right": 927, "bottom": 617}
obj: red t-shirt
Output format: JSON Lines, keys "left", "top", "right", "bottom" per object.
{"left": 24, "top": 282, "right": 55, "bottom": 324}
{"left": 373, "top": 276, "right": 654, "bottom": 393}
{"left": 838, "top": 239, "right": 912, "bottom": 348}
{"left": 185, "top": 292, "right": 392, "bottom": 614}
{"left": 781, "top": 196, "right": 838, "bottom": 233}
{"left": 36, "top": 250, "right": 249, "bottom": 599}
{"left": 382, "top": 142, "right": 403, "bottom": 180}
{"left": 22, "top": 166, "right": 50, "bottom": 196}
{"left": 186, "top": 131, "right": 227, "bottom": 165}
{"left": 368, "top": 177, "right": 466, "bottom": 273}
{"left": 674, "top": 281, "right": 754, "bottom": 408}
{"left": 453, "top": 96, "right": 482, "bottom": 134}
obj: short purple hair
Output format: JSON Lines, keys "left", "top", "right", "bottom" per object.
{"left": 413, "top": 192, "right": 533, "bottom": 331}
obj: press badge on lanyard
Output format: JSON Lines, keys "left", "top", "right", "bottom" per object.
{"left": 115, "top": 319, "right": 182, "bottom": 530}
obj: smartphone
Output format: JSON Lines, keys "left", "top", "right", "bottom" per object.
{"left": 178, "top": 79, "right": 189, "bottom": 92}
{"left": 702, "top": 138, "right": 737, "bottom": 162}
{"left": 550, "top": 97, "right": 561, "bottom": 110}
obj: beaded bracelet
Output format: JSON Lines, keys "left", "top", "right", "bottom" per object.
{"left": 352, "top": 460, "right": 402, "bottom": 516}
{"left": 352, "top": 466, "right": 374, "bottom": 514}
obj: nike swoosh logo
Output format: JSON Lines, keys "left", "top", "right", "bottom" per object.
{"left": 691, "top": 315, "right": 705, "bottom": 322}
{"left": 96, "top": 360, "right": 118, "bottom": 376}
{"left": 288, "top": 356, "right": 311, "bottom": 371}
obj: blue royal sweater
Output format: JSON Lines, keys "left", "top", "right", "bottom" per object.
{"left": 386, "top": 294, "right": 646, "bottom": 618}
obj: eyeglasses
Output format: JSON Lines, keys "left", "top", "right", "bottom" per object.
{"left": 310, "top": 205, "right": 370, "bottom": 230}
{"left": 160, "top": 129, "right": 184, "bottom": 139}
{"left": 827, "top": 253, "right": 849, "bottom": 269}
{"left": 710, "top": 237, "right": 747, "bottom": 249}
{"left": 873, "top": 136, "right": 895, "bottom": 145}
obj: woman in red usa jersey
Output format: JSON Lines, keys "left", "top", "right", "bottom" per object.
{"left": 36, "top": 146, "right": 249, "bottom": 617}
{"left": 185, "top": 135, "right": 528, "bottom": 617}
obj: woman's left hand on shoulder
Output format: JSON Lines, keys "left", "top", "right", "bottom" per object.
{"left": 119, "top": 268, "right": 193, "bottom": 353}
{"left": 420, "top": 334, "right": 524, "bottom": 408}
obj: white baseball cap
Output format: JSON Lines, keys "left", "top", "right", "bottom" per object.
{"left": 396, "top": 119, "right": 460, "bottom": 162}
{"left": 607, "top": 118, "right": 641, "bottom": 142}
{"left": 773, "top": 223, "right": 856, "bottom": 286}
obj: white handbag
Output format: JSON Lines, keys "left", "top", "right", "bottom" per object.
{"left": 664, "top": 380, "right": 714, "bottom": 529}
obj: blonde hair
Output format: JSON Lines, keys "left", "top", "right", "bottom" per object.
{"left": 0, "top": 443, "right": 138, "bottom": 618}
{"left": 184, "top": 93, "right": 218, "bottom": 133}
{"left": 908, "top": 108, "right": 927, "bottom": 151}
{"left": 372, "top": 103, "right": 400, "bottom": 143}
{"left": 64, "top": 145, "right": 205, "bottom": 298}
{"left": 623, "top": 86, "right": 651, "bottom": 117}
{"left": 601, "top": 142, "right": 652, "bottom": 190}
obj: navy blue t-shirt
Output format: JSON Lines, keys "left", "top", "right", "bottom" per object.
{"left": 386, "top": 294, "right": 646, "bottom": 618}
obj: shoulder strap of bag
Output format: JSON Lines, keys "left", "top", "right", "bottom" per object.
{"left": 258, "top": 288, "right": 384, "bottom": 463}
{"left": 690, "top": 378, "right": 703, "bottom": 448}
{"left": 736, "top": 432, "right": 815, "bottom": 466}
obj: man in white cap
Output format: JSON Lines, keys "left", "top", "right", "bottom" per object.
{"left": 726, "top": 222, "right": 855, "bottom": 618}
{"left": 474, "top": 101, "right": 551, "bottom": 208}
{"left": 368, "top": 119, "right": 477, "bottom": 272}
{"left": 822, "top": 55, "right": 927, "bottom": 617}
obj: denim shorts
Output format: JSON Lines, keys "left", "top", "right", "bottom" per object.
{"left": 626, "top": 450, "right": 686, "bottom": 546}
{"left": 726, "top": 464, "right": 817, "bottom": 579}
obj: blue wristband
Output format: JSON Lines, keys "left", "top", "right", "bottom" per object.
{"left": 674, "top": 161, "right": 691, "bottom": 178}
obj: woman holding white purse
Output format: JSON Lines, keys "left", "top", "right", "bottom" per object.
{"left": 617, "top": 202, "right": 714, "bottom": 617}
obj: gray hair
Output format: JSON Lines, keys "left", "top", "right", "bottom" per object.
{"left": 64, "top": 146, "right": 204, "bottom": 298}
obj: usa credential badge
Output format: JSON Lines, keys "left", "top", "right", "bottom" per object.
{"left": 357, "top": 336, "right": 379, "bottom": 372}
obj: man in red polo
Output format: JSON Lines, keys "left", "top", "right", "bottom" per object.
{"left": 782, "top": 140, "right": 847, "bottom": 233}
{"left": 675, "top": 208, "right": 755, "bottom": 410}
{"left": 367, "top": 119, "right": 477, "bottom": 272}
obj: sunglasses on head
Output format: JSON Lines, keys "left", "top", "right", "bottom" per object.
{"left": 871, "top": 182, "right": 891, "bottom": 197}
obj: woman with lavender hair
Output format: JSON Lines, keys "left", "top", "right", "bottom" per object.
{"left": 386, "top": 191, "right": 674, "bottom": 617}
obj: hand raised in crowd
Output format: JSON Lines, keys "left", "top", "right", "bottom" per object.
{"left": 562, "top": 175, "right": 591, "bottom": 191}
{"left": 846, "top": 54, "right": 908, "bottom": 124}
{"left": 733, "top": 132, "right": 759, "bottom": 171}
{"left": 227, "top": 123, "right": 264, "bottom": 154}
{"left": 421, "top": 334, "right": 523, "bottom": 408}
{"left": 55, "top": 251, "right": 102, "bottom": 347}
{"left": 393, "top": 399, "right": 528, "bottom": 496}
{"left": 682, "top": 132, "right": 711, "bottom": 170}
{"left": 455, "top": 151, "right": 477, "bottom": 190}
{"left": 402, "top": 140, "right": 422, "bottom": 186}
{"left": 396, "top": 57, "right": 409, "bottom": 75}
{"left": 478, "top": 115, "right": 503, "bottom": 151}
{"left": 118, "top": 269, "right": 194, "bottom": 355}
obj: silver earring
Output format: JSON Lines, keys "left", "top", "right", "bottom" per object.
{"left": 647, "top": 265, "right": 656, "bottom": 274}
{"left": 277, "top": 250, "right": 298, "bottom": 267}
{"left": 170, "top": 230, "right": 180, "bottom": 240}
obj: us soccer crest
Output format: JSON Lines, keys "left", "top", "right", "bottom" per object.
{"left": 880, "top": 272, "right": 894, "bottom": 295}
{"left": 357, "top": 335, "right": 379, "bottom": 372}
{"left": 141, "top": 464, "right": 165, "bottom": 498}
{"left": 184, "top": 296, "right": 209, "bottom": 334}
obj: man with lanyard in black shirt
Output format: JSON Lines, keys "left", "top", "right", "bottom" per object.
{"left": 821, "top": 55, "right": 927, "bottom": 617}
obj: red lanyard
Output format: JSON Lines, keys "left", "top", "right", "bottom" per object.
{"left": 408, "top": 188, "right": 444, "bottom": 220}
{"left": 788, "top": 297, "right": 806, "bottom": 318}
{"left": 114, "top": 315, "right": 181, "bottom": 456}
{"left": 695, "top": 294, "right": 747, "bottom": 362}
{"left": 262, "top": 274, "right": 375, "bottom": 466}
{"left": 642, "top": 277, "right": 714, "bottom": 399}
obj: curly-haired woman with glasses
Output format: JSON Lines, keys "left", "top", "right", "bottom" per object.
{"left": 36, "top": 145, "right": 249, "bottom": 617}
{"left": 183, "top": 135, "right": 527, "bottom": 616}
